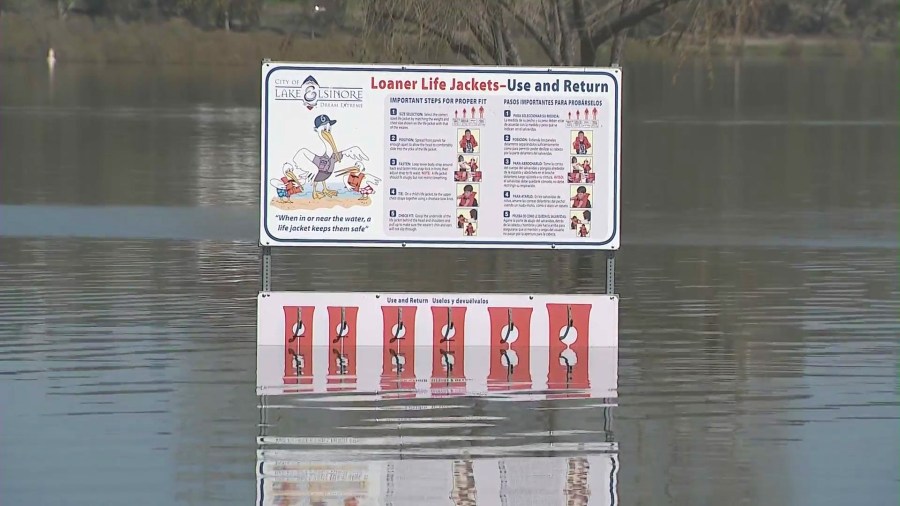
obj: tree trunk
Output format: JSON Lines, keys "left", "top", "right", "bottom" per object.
{"left": 608, "top": 0, "right": 637, "bottom": 65}
{"left": 572, "top": 0, "right": 597, "bottom": 66}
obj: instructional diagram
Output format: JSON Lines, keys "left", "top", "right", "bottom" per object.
{"left": 261, "top": 63, "right": 620, "bottom": 249}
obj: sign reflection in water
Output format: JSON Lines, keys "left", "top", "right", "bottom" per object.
{"left": 255, "top": 453, "right": 618, "bottom": 506}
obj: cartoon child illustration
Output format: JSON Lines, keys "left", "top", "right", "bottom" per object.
{"left": 469, "top": 209, "right": 478, "bottom": 222}
{"left": 460, "top": 129, "right": 478, "bottom": 153}
{"left": 571, "top": 186, "right": 591, "bottom": 208}
{"left": 458, "top": 155, "right": 471, "bottom": 171}
{"left": 334, "top": 162, "right": 381, "bottom": 202}
{"left": 578, "top": 223, "right": 589, "bottom": 237}
{"left": 458, "top": 184, "right": 478, "bottom": 207}
{"left": 469, "top": 158, "right": 479, "bottom": 171}
{"left": 570, "top": 156, "right": 581, "bottom": 173}
{"left": 570, "top": 214, "right": 581, "bottom": 230}
{"left": 465, "top": 222, "right": 476, "bottom": 236}
{"left": 582, "top": 159, "right": 595, "bottom": 183}
{"left": 457, "top": 213, "right": 468, "bottom": 228}
{"left": 471, "top": 170, "right": 482, "bottom": 182}
{"left": 455, "top": 155, "right": 470, "bottom": 181}
{"left": 568, "top": 156, "right": 583, "bottom": 183}
{"left": 270, "top": 163, "right": 304, "bottom": 203}
{"left": 573, "top": 131, "right": 591, "bottom": 155}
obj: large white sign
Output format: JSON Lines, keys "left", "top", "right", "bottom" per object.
{"left": 257, "top": 291, "right": 618, "bottom": 399}
{"left": 260, "top": 62, "right": 621, "bottom": 249}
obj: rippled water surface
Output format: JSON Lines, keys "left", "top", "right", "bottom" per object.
{"left": 1, "top": 60, "right": 898, "bottom": 505}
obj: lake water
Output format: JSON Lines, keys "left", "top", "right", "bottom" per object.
{"left": 1, "top": 58, "right": 898, "bottom": 505}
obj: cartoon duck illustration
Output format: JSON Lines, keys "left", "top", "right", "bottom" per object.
{"left": 292, "top": 114, "right": 369, "bottom": 199}
{"left": 334, "top": 162, "right": 381, "bottom": 202}
{"left": 270, "top": 163, "right": 304, "bottom": 203}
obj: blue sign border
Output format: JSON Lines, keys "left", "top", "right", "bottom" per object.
{"left": 262, "top": 64, "right": 619, "bottom": 249}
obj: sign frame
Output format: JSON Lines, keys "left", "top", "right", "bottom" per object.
{"left": 259, "top": 60, "right": 622, "bottom": 251}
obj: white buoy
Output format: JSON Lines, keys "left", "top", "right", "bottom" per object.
{"left": 47, "top": 48, "right": 56, "bottom": 68}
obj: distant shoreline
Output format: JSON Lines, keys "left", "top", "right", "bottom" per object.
{"left": 1, "top": 12, "right": 895, "bottom": 66}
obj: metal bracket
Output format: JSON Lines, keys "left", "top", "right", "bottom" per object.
{"left": 261, "top": 246, "right": 272, "bottom": 292}
{"left": 605, "top": 251, "right": 616, "bottom": 295}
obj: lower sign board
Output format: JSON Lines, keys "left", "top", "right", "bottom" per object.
{"left": 256, "top": 453, "right": 619, "bottom": 506}
{"left": 257, "top": 291, "right": 618, "bottom": 399}
{"left": 257, "top": 291, "right": 618, "bottom": 347}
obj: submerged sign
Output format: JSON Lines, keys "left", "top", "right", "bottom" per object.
{"left": 260, "top": 62, "right": 622, "bottom": 249}
{"left": 257, "top": 291, "right": 618, "bottom": 398}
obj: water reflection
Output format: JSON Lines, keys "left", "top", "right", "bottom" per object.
{"left": 258, "top": 346, "right": 618, "bottom": 401}
{"left": 1, "top": 56, "right": 899, "bottom": 504}
{"left": 257, "top": 389, "right": 618, "bottom": 506}
{"left": 256, "top": 453, "right": 618, "bottom": 505}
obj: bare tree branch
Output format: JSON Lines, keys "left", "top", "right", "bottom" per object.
{"left": 366, "top": 1, "right": 486, "bottom": 64}
{"left": 499, "top": 13, "right": 522, "bottom": 65}
{"left": 591, "top": 0, "right": 689, "bottom": 48}
{"left": 498, "top": 0, "right": 562, "bottom": 65}
{"left": 609, "top": 0, "right": 638, "bottom": 65}
{"left": 555, "top": 0, "right": 575, "bottom": 65}
{"left": 572, "top": 0, "right": 597, "bottom": 66}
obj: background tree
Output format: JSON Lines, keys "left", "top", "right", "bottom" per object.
{"left": 363, "top": 0, "right": 752, "bottom": 66}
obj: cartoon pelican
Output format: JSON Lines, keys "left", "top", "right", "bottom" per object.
{"left": 292, "top": 114, "right": 369, "bottom": 200}
{"left": 270, "top": 163, "right": 304, "bottom": 203}
{"left": 334, "top": 161, "right": 381, "bottom": 202}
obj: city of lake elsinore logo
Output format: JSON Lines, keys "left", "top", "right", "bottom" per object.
{"left": 290, "top": 75, "right": 362, "bottom": 110}
{"left": 300, "top": 75, "right": 320, "bottom": 110}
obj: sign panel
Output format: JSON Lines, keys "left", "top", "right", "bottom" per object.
{"left": 258, "top": 291, "right": 618, "bottom": 347}
{"left": 260, "top": 62, "right": 621, "bottom": 249}
{"left": 257, "top": 291, "right": 618, "bottom": 399}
